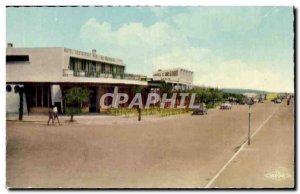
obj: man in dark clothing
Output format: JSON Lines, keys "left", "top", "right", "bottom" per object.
{"left": 47, "top": 105, "right": 54, "bottom": 125}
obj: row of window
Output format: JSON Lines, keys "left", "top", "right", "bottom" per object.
{"left": 154, "top": 70, "right": 179, "bottom": 77}
{"left": 69, "top": 57, "right": 125, "bottom": 74}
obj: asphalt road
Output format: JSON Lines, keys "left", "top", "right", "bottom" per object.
{"left": 6, "top": 100, "right": 294, "bottom": 188}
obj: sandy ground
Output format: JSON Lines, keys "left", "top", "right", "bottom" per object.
{"left": 6, "top": 100, "right": 294, "bottom": 188}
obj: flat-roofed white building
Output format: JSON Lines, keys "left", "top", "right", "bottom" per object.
{"left": 6, "top": 44, "right": 147, "bottom": 114}
{"left": 153, "top": 68, "right": 193, "bottom": 90}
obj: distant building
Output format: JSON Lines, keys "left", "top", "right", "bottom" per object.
{"left": 152, "top": 68, "right": 193, "bottom": 90}
{"left": 243, "top": 93, "right": 258, "bottom": 98}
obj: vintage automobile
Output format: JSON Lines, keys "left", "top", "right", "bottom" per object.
{"left": 192, "top": 103, "right": 208, "bottom": 115}
{"left": 220, "top": 102, "right": 232, "bottom": 110}
{"left": 275, "top": 98, "right": 282, "bottom": 103}
{"left": 258, "top": 98, "right": 264, "bottom": 103}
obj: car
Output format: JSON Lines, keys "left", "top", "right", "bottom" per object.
{"left": 192, "top": 103, "right": 208, "bottom": 115}
{"left": 220, "top": 102, "right": 232, "bottom": 110}
{"left": 258, "top": 98, "right": 264, "bottom": 103}
{"left": 275, "top": 98, "right": 282, "bottom": 103}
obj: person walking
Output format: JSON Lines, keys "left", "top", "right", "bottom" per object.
{"left": 53, "top": 105, "right": 61, "bottom": 125}
{"left": 47, "top": 105, "right": 54, "bottom": 125}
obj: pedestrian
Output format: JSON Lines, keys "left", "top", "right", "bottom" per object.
{"left": 47, "top": 105, "right": 54, "bottom": 125}
{"left": 53, "top": 105, "right": 61, "bottom": 125}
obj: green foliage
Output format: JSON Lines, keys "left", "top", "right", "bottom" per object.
{"left": 191, "top": 87, "right": 219, "bottom": 103}
{"left": 222, "top": 92, "right": 244, "bottom": 103}
{"left": 65, "top": 87, "right": 90, "bottom": 105}
{"left": 65, "top": 107, "right": 82, "bottom": 115}
{"left": 130, "top": 85, "right": 145, "bottom": 95}
{"left": 65, "top": 87, "right": 90, "bottom": 121}
{"left": 159, "top": 82, "right": 172, "bottom": 96}
{"left": 111, "top": 107, "right": 191, "bottom": 117}
{"left": 189, "top": 86, "right": 245, "bottom": 105}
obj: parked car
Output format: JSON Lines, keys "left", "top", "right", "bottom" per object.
{"left": 220, "top": 102, "right": 232, "bottom": 110}
{"left": 258, "top": 98, "right": 264, "bottom": 103}
{"left": 275, "top": 98, "right": 282, "bottom": 103}
{"left": 192, "top": 103, "right": 208, "bottom": 115}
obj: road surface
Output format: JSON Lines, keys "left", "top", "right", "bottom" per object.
{"left": 6, "top": 100, "right": 294, "bottom": 188}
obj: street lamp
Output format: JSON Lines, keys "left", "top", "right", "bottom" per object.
{"left": 246, "top": 98, "right": 254, "bottom": 145}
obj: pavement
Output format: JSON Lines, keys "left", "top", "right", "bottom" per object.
{"left": 6, "top": 100, "right": 294, "bottom": 188}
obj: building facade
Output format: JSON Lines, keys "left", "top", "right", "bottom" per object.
{"left": 153, "top": 68, "right": 193, "bottom": 90}
{"left": 6, "top": 44, "right": 147, "bottom": 115}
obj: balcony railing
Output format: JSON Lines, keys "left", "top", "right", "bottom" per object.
{"left": 63, "top": 69, "right": 147, "bottom": 81}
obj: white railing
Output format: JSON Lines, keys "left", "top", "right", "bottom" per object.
{"left": 63, "top": 69, "right": 74, "bottom": 77}
{"left": 63, "top": 69, "right": 146, "bottom": 81}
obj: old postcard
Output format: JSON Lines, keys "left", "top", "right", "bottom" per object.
{"left": 5, "top": 6, "right": 295, "bottom": 189}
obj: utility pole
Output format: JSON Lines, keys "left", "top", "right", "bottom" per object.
{"left": 248, "top": 105, "right": 251, "bottom": 145}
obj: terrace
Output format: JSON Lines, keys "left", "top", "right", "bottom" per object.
{"left": 63, "top": 56, "right": 147, "bottom": 81}
{"left": 63, "top": 69, "right": 147, "bottom": 81}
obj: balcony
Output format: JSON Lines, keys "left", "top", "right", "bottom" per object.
{"left": 63, "top": 69, "right": 147, "bottom": 81}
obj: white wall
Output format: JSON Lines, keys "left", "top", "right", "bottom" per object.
{"left": 6, "top": 47, "right": 147, "bottom": 86}
{"left": 6, "top": 47, "right": 64, "bottom": 83}
{"left": 6, "top": 84, "right": 28, "bottom": 116}
{"left": 153, "top": 68, "right": 193, "bottom": 85}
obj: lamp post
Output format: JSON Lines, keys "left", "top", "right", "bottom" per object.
{"left": 248, "top": 105, "right": 251, "bottom": 145}
{"left": 246, "top": 98, "right": 254, "bottom": 145}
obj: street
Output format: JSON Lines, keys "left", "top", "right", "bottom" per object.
{"left": 6, "top": 100, "right": 294, "bottom": 188}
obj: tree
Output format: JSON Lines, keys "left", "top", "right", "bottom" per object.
{"left": 192, "top": 87, "right": 210, "bottom": 104}
{"left": 210, "top": 88, "right": 223, "bottom": 105}
{"left": 159, "top": 82, "right": 172, "bottom": 97}
{"left": 65, "top": 87, "right": 90, "bottom": 122}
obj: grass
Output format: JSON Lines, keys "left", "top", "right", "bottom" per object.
{"left": 110, "top": 101, "right": 224, "bottom": 117}
{"left": 111, "top": 107, "right": 192, "bottom": 117}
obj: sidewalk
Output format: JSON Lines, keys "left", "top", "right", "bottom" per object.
{"left": 6, "top": 105, "right": 222, "bottom": 123}
{"left": 6, "top": 112, "right": 194, "bottom": 126}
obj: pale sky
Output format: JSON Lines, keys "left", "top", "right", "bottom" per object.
{"left": 6, "top": 6, "right": 294, "bottom": 93}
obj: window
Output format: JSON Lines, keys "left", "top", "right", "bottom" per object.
{"left": 26, "top": 85, "right": 50, "bottom": 108}
{"left": 110, "top": 64, "right": 113, "bottom": 74}
{"left": 82, "top": 60, "right": 86, "bottom": 71}
{"left": 92, "top": 62, "right": 96, "bottom": 72}
{"left": 117, "top": 66, "right": 125, "bottom": 74}
{"left": 69, "top": 58, "right": 75, "bottom": 70}
{"left": 7, "top": 55, "right": 29, "bottom": 63}
{"left": 36, "top": 86, "right": 42, "bottom": 107}
{"left": 101, "top": 63, "right": 105, "bottom": 74}
{"left": 42, "top": 85, "right": 49, "bottom": 107}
